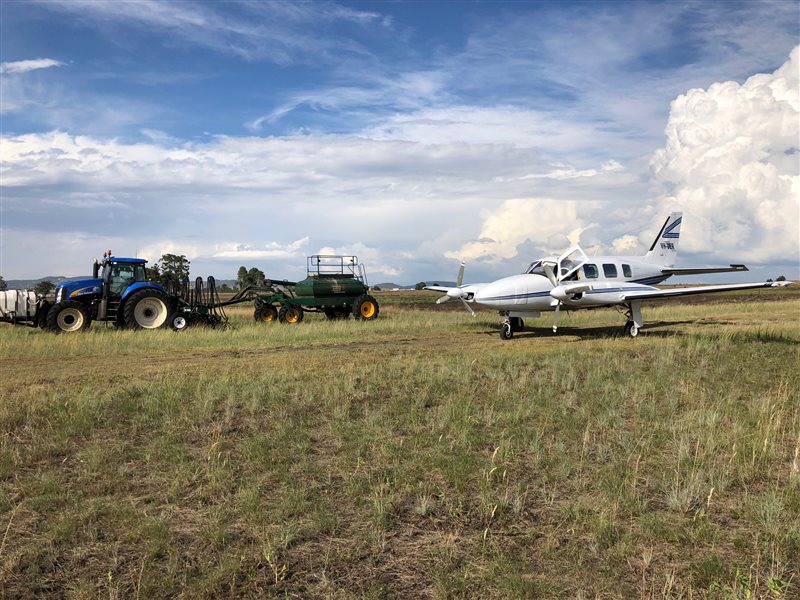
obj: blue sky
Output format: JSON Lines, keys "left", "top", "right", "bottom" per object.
{"left": 1, "top": 0, "right": 798, "bottom": 283}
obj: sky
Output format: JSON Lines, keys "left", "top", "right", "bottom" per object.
{"left": 1, "top": 0, "right": 798, "bottom": 284}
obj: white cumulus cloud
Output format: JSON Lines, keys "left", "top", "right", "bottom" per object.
{"left": 446, "top": 198, "right": 589, "bottom": 262}
{"left": 650, "top": 46, "right": 799, "bottom": 264}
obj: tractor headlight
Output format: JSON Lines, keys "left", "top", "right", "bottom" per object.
{"left": 55, "top": 288, "right": 63, "bottom": 303}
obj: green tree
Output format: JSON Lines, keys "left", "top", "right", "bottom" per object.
{"left": 237, "top": 266, "right": 266, "bottom": 288}
{"left": 0, "top": 276, "right": 7, "bottom": 291}
{"left": 237, "top": 266, "right": 248, "bottom": 290}
{"left": 34, "top": 280, "right": 55, "bottom": 296}
{"left": 146, "top": 262, "right": 161, "bottom": 282}
{"left": 247, "top": 267, "right": 266, "bottom": 287}
{"left": 155, "top": 254, "right": 190, "bottom": 288}
{"left": 776, "top": 275, "right": 786, "bottom": 281}
{"left": 415, "top": 281, "right": 426, "bottom": 290}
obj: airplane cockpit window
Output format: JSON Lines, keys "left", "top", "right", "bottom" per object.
{"left": 525, "top": 261, "right": 543, "bottom": 275}
{"left": 622, "top": 264, "right": 632, "bottom": 278}
{"left": 583, "top": 264, "right": 599, "bottom": 279}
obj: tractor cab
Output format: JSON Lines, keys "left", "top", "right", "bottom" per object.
{"left": 100, "top": 258, "right": 149, "bottom": 297}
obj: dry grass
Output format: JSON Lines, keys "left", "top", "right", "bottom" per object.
{"left": 1, "top": 292, "right": 798, "bottom": 598}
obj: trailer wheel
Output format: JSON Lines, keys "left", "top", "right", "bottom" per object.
{"left": 124, "top": 289, "right": 170, "bottom": 329}
{"left": 278, "top": 305, "right": 304, "bottom": 324}
{"left": 47, "top": 301, "right": 91, "bottom": 333}
{"left": 255, "top": 305, "right": 278, "bottom": 323}
{"left": 169, "top": 312, "right": 190, "bottom": 331}
{"left": 352, "top": 294, "right": 379, "bottom": 321}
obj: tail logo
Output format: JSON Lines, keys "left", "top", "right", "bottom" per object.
{"left": 662, "top": 217, "right": 682, "bottom": 239}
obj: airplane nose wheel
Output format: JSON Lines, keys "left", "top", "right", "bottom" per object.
{"left": 500, "top": 320, "right": 513, "bottom": 340}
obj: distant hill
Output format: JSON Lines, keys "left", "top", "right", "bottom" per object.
{"left": 5, "top": 275, "right": 91, "bottom": 290}
{"left": 372, "top": 281, "right": 458, "bottom": 290}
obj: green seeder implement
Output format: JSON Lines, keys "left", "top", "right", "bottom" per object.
{"left": 169, "top": 255, "right": 379, "bottom": 330}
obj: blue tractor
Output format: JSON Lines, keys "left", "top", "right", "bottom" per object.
{"left": 46, "top": 252, "right": 173, "bottom": 333}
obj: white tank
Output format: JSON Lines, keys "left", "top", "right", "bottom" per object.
{"left": 0, "top": 290, "right": 40, "bottom": 323}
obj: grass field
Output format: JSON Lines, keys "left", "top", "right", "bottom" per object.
{"left": 1, "top": 291, "right": 799, "bottom": 598}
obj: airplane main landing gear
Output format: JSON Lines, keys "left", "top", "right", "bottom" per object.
{"left": 624, "top": 320, "right": 639, "bottom": 338}
{"left": 622, "top": 301, "right": 643, "bottom": 338}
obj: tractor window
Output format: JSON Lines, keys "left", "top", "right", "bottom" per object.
{"left": 133, "top": 264, "right": 147, "bottom": 282}
{"left": 622, "top": 264, "right": 632, "bottom": 278}
{"left": 603, "top": 264, "right": 618, "bottom": 278}
{"left": 583, "top": 264, "right": 599, "bottom": 279}
{"left": 109, "top": 264, "right": 136, "bottom": 295}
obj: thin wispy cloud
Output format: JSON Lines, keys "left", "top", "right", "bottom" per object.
{"left": 36, "top": 0, "right": 391, "bottom": 64}
{"left": 0, "top": 58, "right": 64, "bottom": 73}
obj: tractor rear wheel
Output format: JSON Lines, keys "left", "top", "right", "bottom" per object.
{"left": 278, "top": 305, "right": 304, "bottom": 324}
{"left": 255, "top": 305, "right": 278, "bottom": 323}
{"left": 124, "top": 289, "right": 170, "bottom": 329}
{"left": 352, "top": 294, "right": 379, "bottom": 321}
{"left": 47, "top": 300, "right": 91, "bottom": 333}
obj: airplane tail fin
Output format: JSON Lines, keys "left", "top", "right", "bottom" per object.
{"left": 643, "top": 212, "right": 682, "bottom": 267}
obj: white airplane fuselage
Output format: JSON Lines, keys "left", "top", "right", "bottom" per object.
{"left": 473, "top": 256, "right": 666, "bottom": 313}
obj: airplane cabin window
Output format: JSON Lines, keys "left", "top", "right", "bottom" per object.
{"left": 622, "top": 264, "right": 632, "bottom": 278}
{"left": 603, "top": 264, "right": 618, "bottom": 278}
{"left": 583, "top": 264, "right": 599, "bottom": 279}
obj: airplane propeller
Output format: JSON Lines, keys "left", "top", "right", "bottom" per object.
{"left": 435, "top": 262, "right": 476, "bottom": 316}
{"left": 544, "top": 262, "right": 592, "bottom": 333}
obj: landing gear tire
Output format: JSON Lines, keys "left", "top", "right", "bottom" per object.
{"left": 353, "top": 294, "right": 379, "bottom": 321}
{"left": 169, "top": 312, "right": 190, "bottom": 331}
{"left": 624, "top": 321, "right": 639, "bottom": 338}
{"left": 278, "top": 305, "right": 304, "bottom": 324}
{"left": 255, "top": 305, "right": 278, "bottom": 323}
{"left": 500, "top": 322, "right": 513, "bottom": 340}
{"left": 124, "top": 289, "right": 171, "bottom": 329}
{"left": 47, "top": 300, "right": 91, "bottom": 333}
{"left": 510, "top": 317, "right": 524, "bottom": 333}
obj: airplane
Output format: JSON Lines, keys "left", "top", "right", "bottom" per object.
{"left": 426, "top": 212, "right": 792, "bottom": 339}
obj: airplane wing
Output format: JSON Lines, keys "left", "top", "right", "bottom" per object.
{"left": 423, "top": 285, "right": 453, "bottom": 293}
{"left": 620, "top": 281, "right": 790, "bottom": 301}
{"left": 662, "top": 264, "right": 748, "bottom": 276}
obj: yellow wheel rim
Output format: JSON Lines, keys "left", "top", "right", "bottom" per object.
{"left": 260, "top": 308, "right": 276, "bottom": 322}
{"left": 360, "top": 301, "right": 376, "bottom": 318}
{"left": 286, "top": 308, "right": 300, "bottom": 324}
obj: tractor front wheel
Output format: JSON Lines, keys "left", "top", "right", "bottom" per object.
{"left": 47, "top": 300, "right": 91, "bottom": 333}
{"left": 278, "top": 305, "right": 304, "bottom": 324}
{"left": 169, "top": 312, "right": 190, "bottom": 331}
{"left": 352, "top": 294, "right": 379, "bottom": 321}
{"left": 124, "top": 289, "right": 171, "bottom": 329}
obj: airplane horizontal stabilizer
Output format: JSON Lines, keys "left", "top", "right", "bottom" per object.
{"left": 661, "top": 264, "right": 748, "bottom": 276}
